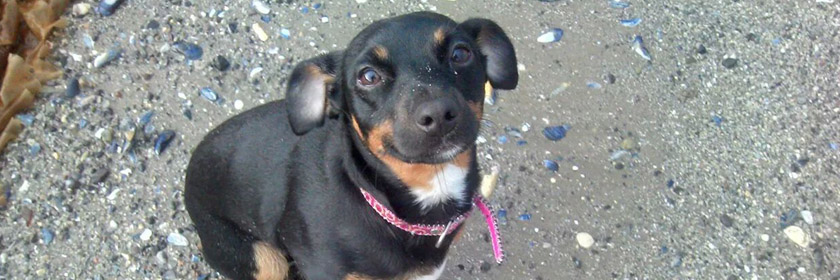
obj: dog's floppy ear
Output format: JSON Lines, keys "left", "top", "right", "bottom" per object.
{"left": 286, "top": 51, "right": 342, "bottom": 135}
{"left": 458, "top": 18, "right": 518, "bottom": 90}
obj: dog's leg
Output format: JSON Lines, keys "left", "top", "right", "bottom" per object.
{"left": 190, "top": 207, "right": 288, "bottom": 280}
{"left": 252, "top": 241, "right": 289, "bottom": 280}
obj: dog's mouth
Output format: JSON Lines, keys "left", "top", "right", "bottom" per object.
{"left": 383, "top": 137, "right": 469, "bottom": 164}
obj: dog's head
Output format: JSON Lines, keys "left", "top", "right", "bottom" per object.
{"left": 286, "top": 12, "right": 517, "bottom": 166}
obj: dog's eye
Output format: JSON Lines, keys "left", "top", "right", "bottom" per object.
{"left": 358, "top": 68, "right": 381, "bottom": 87}
{"left": 450, "top": 46, "right": 472, "bottom": 64}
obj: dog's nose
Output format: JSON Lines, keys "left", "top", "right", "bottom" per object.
{"left": 415, "top": 99, "right": 459, "bottom": 135}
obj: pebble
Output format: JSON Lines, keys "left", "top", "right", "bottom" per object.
{"left": 140, "top": 228, "right": 152, "bottom": 241}
{"left": 760, "top": 234, "right": 770, "bottom": 242}
{"left": 497, "top": 209, "right": 507, "bottom": 225}
{"left": 72, "top": 3, "right": 91, "bottom": 16}
{"left": 252, "top": 0, "right": 271, "bottom": 14}
{"left": 93, "top": 48, "right": 122, "bottom": 68}
{"left": 697, "top": 44, "right": 707, "bottom": 54}
{"left": 620, "top": 137, "right": 638, "bottom": 150}
{"left": 712, "top": 115, "right": 723, "bottom": 127}
{"left": 504, "top": 127, "right": 522, "bottom": 138}
{"left": 234, "top": 100, "right": 244, "bottom": 110}
{"left": 166, "top": 232, "right": 188, "bottom": 247}
{"left": 182, "top": 108, "right": 193, "bottom": 120}
{"left": 249, "top": 67, "right": 264, "bottom": 80}
{"left": 211, "top": 55, "right": 230, "bottom": 71}
{"left": 606, "top": 74, "right": 616, "bottom": 84}
{"left": 479, "top": 261, "right": 491, "bottom": 272}
{"left": 722, "top": 58, "right": 738, "bottom": 69}
{"left": 16, "top": 114, "right": 35, "bottom": 126}
{"left": 96, "top": 0, "right": 122, "bottom": 16}
{"left": 572, "top": 257, "right": 583, "bottom": 269}
{"left": 174, "top": 42, "right": 203, "bottom": 60}
{"left": 138, "top": 111, "right": 154, "bottom": 127}
{"left": 253, "top": 23, "right": 269, "bottom": 41}
{"left": 41, "top": 228, "right": 55, "bottom": 245}
{"left": 537, "top": 28, "right": 564, "bottom": 43}
{"left": 479, "top": 165, "right": 499, "bottom": 198}
{"left": 783, "top": 226, "right": 809, "bottom": 248}
{"left": 146, "top": 20, "right": 160, "bottom": 29}
{"left": 576, "top": 232, "right": 594, "bottom": 248}
{"left": 19, "top": 180, "right": 29, "bottom": 193}
{"left": 66, "top": 77, "right": 81, "bottom": 98}
{"left": 670, "top": 253, "right": 683, "bottom": 267}
{"left": 609, "top": 150, "right": 630, "bottom": 161}
{"left": 82, "top": 34, "right": 95, "bottom": 49}
{"left": 280, "top": 28, "right": 291, "bottom": 39}
{"left": 29, "top": 143, "right": 41, "bottom": 155}
{"left": 800, "top": 210, "right": 813, "bottom": 225}
{"left": 720, "top": 214, "right": 734, "bottom": 228}
{"left": 520, "top": 122, "right": 531, "bottom": 132}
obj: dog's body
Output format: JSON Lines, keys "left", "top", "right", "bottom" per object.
{"left": 185, "top": 12, "right": 517, "bottom": 280}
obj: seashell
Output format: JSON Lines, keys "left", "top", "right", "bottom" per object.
{"left": 94, "top": 48, "right": 122, "bottom": 68}
{"left": 199, "top": 87, "right": 218, "bottom": 102}
{"left": 631, "top": 35, "right": 652, "bottom": 60}
{"left": 543, "top": 125, "right": 571, "bottom": 141}
{"left": 609, "top": 0, "right": 630, "bottom": 8}
{"left": 537, "top": 28, "right": 564, "bottom": 43}
{"left": 138, "top": 111, "right": 154, "bottom": 127}
{"left": 620, "top": 18, "right": 642, "bottom": 27}
{"left": 543, "top": 159, "right": 559, "bottom": 172}
{"left": 154, "top": 130, "right": 176, "bottom": 155}
{"left": 252, "top": 0, "right": 271, "bottom": 14}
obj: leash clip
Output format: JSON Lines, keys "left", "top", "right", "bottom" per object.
{"left": 435, "top": 221, "right": 453, "bottom": 248}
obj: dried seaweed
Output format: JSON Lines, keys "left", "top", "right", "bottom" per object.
{"left": 0, "top": 0, "right": 68, "bottom": 153}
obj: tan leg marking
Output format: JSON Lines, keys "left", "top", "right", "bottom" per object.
{"left": 252, "top": 241, "right": 289, "bottom": 280}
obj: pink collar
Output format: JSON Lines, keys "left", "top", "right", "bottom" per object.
{"left": 359, "top": 188, "right": 505, "bottom": 263}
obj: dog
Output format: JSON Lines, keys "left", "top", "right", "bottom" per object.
{"left": 184, "top": 11, "right": 518, "bottom": 280}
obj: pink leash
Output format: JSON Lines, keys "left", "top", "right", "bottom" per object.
{"left": 474, "top": 195, "right": 505, "bottom": 263}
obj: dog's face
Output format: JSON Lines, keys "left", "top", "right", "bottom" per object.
{"left": 286, "top": 12, "right": 517, "bottom": 165}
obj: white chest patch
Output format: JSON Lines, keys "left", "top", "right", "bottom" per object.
{"left": 410, "top": 164, "right": 468, "bottom": 210}
{"left": 411, "top": 260, "right": 446, "bottom": 280}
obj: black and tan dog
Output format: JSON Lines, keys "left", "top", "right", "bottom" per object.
{"left": 184, "top": 11, "right": 517, "bottom": 280}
